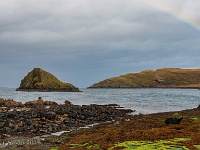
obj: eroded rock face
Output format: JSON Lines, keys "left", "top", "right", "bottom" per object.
{"left": 16, "top": 68, "right": 80, "bottom": 92}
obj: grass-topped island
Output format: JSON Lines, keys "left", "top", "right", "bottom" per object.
{"left": 16, "top": 68, "right": 80, "bottom": 92}
{"left": 89, "top": 68, "right": 200, "bottom": 89}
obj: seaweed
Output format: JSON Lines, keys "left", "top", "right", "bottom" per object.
{"left": 194, "top": 145, "right": 200, "bottom": 150}
{"left": 69, "top": 142, "right": 100, "bottom": 149}
{"left": 108, "top": 138, "right": 190, "bottom": 150}
{"left": 50, "top": 147, "right": 61, "bottom": 150}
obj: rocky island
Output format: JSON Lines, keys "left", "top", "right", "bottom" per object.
{"left": 89, "top": 68, "right": 200, "bottom": 88}
{"left": 16, "top": 68, "right": 80, "bottom": 92}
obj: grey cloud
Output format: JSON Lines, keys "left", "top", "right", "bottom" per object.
{"left": 0, "top": 0, "right": 200, "bottom": 87}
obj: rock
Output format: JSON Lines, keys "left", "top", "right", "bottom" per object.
{"left": 25, "top": 99, "right": 44, "bottom": 107}
{"left": 26, "top": 119, "right": 33, "bottom": 126}
{"left": 30, "top": 110, "right": 38, "bottom": 118}
{"left": 4, "top": 99, "right": 23, "bottom": 108}
{"left": 7, "top": 111, "right": 16, "bottom": 118}
{"left": 44, "top": 100, "right": 58, "bottom": 106}
{"left": 42, "top": 111, "right": 56, "bottom": 120}
{"left": 0, "top": 127, "right": 11, "bottom": 134}
{"left": 16, "top": 68, "right": 80, "bottom": 92}
{"left": 40, "top": 128, "right": 48, "bottom": 133}
{"left": 0, "top": 99, "right": 133, "bottom": 137}
{"left": 65, "top": 100, "right": 72, "bottom": 106}
{"left": 165, "top": 113, "right": 183, "bottom": 124}
{"left": 3, "top": 120, "right": 16, "bottom": 129}
{"left": 0, "top": 98, "right": 5, "bottom": 106}
{"left": 38, "top": 97, "right": 43, "bottom": 100}
{"left": 1, "top": 134, "right": 10, "bottom": 138}
{"left": 17, "top": 121, "right": 24, "bottom": 127}
{"left": 0, "top": 119, "right": 6, "bottom": 123}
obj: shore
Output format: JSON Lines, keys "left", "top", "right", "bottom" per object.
{"left": 0, "top": 98, "right": 133, "bottom": 150}
{"left": 60, "top": 107, "right": 200, "bottom": 150}
{"left": 0, "top": 98, "right": 200, "bottom": 149}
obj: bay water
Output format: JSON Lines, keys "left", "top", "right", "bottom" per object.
{"left": 0, "top": 88, "right": 200, "bottom": 114}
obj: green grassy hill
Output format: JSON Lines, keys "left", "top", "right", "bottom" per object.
{"left": 89, "top": 68, "right": 200, "bottom": 88}
{"left": 16, "top": 68, "right": 79, "bottom": 92}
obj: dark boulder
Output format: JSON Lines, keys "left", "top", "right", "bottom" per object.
{"left": 0, "top": 98, "right": 5, "bottom": 106}
{"left": 25, "top": 99, "right": 44, "bottom": 107}
{"left": 165, "top": 113, "right": 183, "bottom": 124}
{"left": 42, "top": 111, "right": 56, "bottom": 120}
{"left": 3, "top": 120, "right": 16, "bottom": 129}
{"left": 25, "top": 98, "right": 58, "bottom": 108}
{"left": 44, "top": 101, "right": 58, "bottom": 106}
{"left": 65, "top": 100, "right": 72, "bottom": 106}
{"left": 6, "top": 111, "right": 16, "bottom": 118}
{"left": 25, "top": 119, "right": 33, "bottom": 126}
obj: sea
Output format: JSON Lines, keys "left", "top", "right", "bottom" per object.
{"left": 0, "top": 88, "right": 200, "bottom": 114}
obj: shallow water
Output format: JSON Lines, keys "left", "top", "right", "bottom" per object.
{"left": 0, "top": 88, "right": 200, "bottom": 114}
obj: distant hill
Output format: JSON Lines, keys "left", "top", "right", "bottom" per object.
{"left": 89, "top": 68, "right": 200, "bottom": 88}
{"left": 16, "top": 68, "right": 80, "bottom": 92}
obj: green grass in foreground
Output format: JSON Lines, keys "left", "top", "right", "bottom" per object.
{"left": 50, "top": 147, "right": 61, "bottom": 150}
{"left": 194, "top": 145, "right": 200, "bottom": 150}
{"left": 69, "top": 142, "right": 100, "bottom": 149}
{"left": 190, "top": 117, "right": 200, "bottom": 121}
{"left": 69, "top": 138, "right": 191, "bottom": 150}
{"left": 109, "top": 138, "right": 190, "bottom": 150}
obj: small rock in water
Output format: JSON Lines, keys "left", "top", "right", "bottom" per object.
{"left": 165, "top": 113, "right": 183, "bottom": 124}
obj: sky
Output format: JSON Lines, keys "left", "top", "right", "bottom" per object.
{"left": 0, "top": 0, "right": 200, "bottom": 88}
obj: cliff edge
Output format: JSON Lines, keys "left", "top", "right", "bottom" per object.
{"left": 16, "top": 68, "right": 80, "bottom": 92}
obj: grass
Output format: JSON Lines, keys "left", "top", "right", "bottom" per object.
{"left": 108, "top": 138, "right": 190, "bottom": 150}
{"left": 18, "top": 68, "right": 79, "bottom": 91}
{"left": 90, "top": 68, "right": 200, "bottom": 88}
{"left": 50, "top": 147, "right": 61, "bottom": 150}
{"left": 190, "top": 117, "right": 200, "bottom": 121}
{"left": 194, "top": 145, "right": 200, "bottom": 149}
{"left": 67, "top": 138, "right": 191, "bottom": 150}
{"left": 69, "top": 142, "right": 100, "bottom": 149}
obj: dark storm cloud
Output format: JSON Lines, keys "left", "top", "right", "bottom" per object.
{"left": 0, "top": 0, "right": 200, "bottom": 87}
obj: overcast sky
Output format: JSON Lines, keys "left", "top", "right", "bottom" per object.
{"left": 0, "top": 0, "right": 200, "bottom": 88}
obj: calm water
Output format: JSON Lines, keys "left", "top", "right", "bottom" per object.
{"left": 0, "top": 88, "right": 200, "bottom": 114}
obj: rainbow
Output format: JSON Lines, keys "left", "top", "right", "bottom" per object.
{"left": 146, "top": 0, "right": 200, "bottom": 31}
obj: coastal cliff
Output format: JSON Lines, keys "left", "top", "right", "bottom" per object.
{"left": 16, "top": 68, "right": 80, "bottom": 92}
{"left": 89, "top": 68, "right": 200, "bottom": 88}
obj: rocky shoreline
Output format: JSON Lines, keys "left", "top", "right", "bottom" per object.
{"left": 60, "top": 106, "right": 200, "bottom": 150}
{"left": 0, "top": 97, "right": 133, "bottom": 139}
{"left": 1, "top": 97, "right": 200, "bottom": 149}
